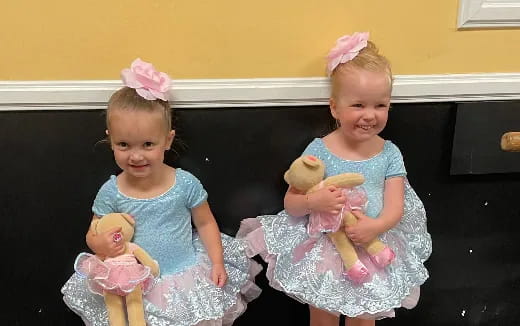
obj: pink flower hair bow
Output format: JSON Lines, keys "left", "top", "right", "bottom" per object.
{"left": 121, "top": 58, "right": 171, "bottom": 101}
{"left": 326, "top": 32, "right": 369, "bottom": 76}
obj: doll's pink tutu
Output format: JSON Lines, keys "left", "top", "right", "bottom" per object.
{"left": 307, "top": 186, "right": 367, "bottom": 236}
{"left": 74, "top": 252, "right": 156, "bottom": 296}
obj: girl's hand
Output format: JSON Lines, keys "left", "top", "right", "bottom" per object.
{"left": 88, "top": 225, "right": 126, "bottom": 258}
{"left": 344, "top": 210, "right": 382, "bottom": 246}
{"left": 211, "top": 263, "right": 228, "bottom": 287}
{"left": 308, "top": 186, "right": 346, "bottom": 215}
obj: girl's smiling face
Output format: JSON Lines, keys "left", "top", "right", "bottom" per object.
{"left": 107, "top": 108, "right": 174, "bottom": 180}
{"left": 330, "top": 67, "right": 391, "bottom": 143}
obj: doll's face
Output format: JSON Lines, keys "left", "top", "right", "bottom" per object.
{"left": 286, "top": 156, "right": 325, "bottom": 191}
{"left": 119, "top": 218, "right": 135, "bottom": 241}
{"left": 97, "top": 213, "right": 135, "bottom": 242}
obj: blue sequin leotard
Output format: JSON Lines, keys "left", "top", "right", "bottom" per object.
{"left": 63, "top": 168, "right": 261, "bottom": 325}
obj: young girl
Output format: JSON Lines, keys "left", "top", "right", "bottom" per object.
{"left": 62, "top": 58, "right": 261, "bottom": 326}
{"left": 237, "top": 33, "right": 432, "bottom": 325}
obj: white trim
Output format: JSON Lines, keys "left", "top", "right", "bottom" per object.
{"left": 1, "top": 73, "right": 520, "bottom": 111}
{"left": 458, "top": 0, "right": 520, "bottom": 28}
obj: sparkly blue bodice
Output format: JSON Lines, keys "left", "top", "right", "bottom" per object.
{"left": 92, "top": 168, "right": 207, "bottom": 274}
{"left": 303, "top": 138, "right": 406, "bottom": 218}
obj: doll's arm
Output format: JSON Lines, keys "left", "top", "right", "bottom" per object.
{"left": 308, "top": 173, "right": 365, "bottom": 193}
{"left": 133, "top": 247, "right": 160, "bottom": 277}
{"left": 86, "top": 215, "right": 125, "bottom": 258}
{"left": 192, "top": 201, "right": 227, "bottom": 287}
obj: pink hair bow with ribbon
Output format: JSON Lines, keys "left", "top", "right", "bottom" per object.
{"left": 326, "top": 32, "right": 369, "bottom": 76}
{"left": 121, "top": 58, "right": 171, "bottom": 101}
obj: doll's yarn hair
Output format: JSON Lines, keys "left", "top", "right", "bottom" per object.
{"left": 330, "top": 41, "right": 393, "bottom": 99}
{"left": 106, "top": 86, "right": 173, "bottom": 131}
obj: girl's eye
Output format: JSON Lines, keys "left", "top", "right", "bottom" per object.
{"left": 351, "top": 104, "right": 363, "bottom": 108}
{"left": 117, "top": 142, "right": 128, "bottom": 148}
{"left": 144, "top": 142, "right": 154, "bottom": 148}
{"left": 377, "top": 104, "right": 389, "bottom": 109}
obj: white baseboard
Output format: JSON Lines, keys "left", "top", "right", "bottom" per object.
{"left": 1, "top": 73, "right": 520, "bottom": 111}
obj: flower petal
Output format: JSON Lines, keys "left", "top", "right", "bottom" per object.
{"left": 135, "top": 88, "right": 157, "bottom": 101}
{"left": 121, "top": 69, "right": 143, "bottom": 88}
{"left": 121, "top": 58, "right": 172, "bottom": 101}
{"left": 150, "top": 89, "right": 167, "bottom": 101}
{"left": 326, "top": 32, "right": 370, "bottom": 75}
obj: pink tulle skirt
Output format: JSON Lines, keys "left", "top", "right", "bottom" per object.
{"left": 75, "top": 253, "right": 156, "bottom": 296}
{"left": 237, "top": 212, "right": 429, "bottom": 319}
{"left": 64, "top": 233, "right": 263, "bottom": 326}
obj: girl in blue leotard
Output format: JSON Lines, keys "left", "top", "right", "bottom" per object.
{"left": 238, "top": 33, "right": 431, "bottom": 326}
{"left": 62, "top": 58, "right": 261, "bottom": 326}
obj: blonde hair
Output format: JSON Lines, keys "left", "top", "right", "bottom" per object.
{"left": 106, "top": 87, "right": 173, "bottom": 131}
{"left": 330, "top": 41, "right": 393, "bottom": 98}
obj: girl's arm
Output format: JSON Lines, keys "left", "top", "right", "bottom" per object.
{"left": 284, "top": 187, "right": 309, "bottom": 217}
{"left": 284, "top": 185, "right": 346, "bottom": 217}
{"left": 375, "top": 176, "right": 405, "bottom": 232}
{"left": 85, "top": 215, "right": 125, "bottom": 258}
{"left": 346, "top": 177, "right": 404, "bottom": 245}
{"left": 192, "top": 201, "right": 227, "bottom": 287}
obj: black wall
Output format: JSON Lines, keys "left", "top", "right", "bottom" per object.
{"left": 2, "top": 102, "right": 519, "bottom": 325}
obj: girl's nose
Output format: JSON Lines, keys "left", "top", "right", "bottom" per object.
{"left": 362, "top": 109, "right": 376, "bottom": 120}
{"left": 130, "top": 151, "right": 144, "bottom": 161}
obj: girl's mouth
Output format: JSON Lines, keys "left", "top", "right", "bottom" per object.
{"left": 357, "top": 125, "right": 374, "bottom": 131}
{"left": 130, "top": 164, "right": 149, "bottom": 169}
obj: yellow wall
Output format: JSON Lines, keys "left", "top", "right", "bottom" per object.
{"left": 2, "top": 0, "right": 519, "bottom": 80}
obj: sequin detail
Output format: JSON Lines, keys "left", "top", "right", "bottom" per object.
{"left": 62, "top": 234, "right": 262, "bottom": 326}
{"left": 62, "top": 168, "right": 261, "bottom": 325}
{"left": 237, "top": 139, "right": 432, "bottom": 317}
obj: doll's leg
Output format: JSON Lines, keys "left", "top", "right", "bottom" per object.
{"left": 126, "top": 286, "right": 146, "bottom": 326}
{"left": 104, "top": 292, "right": 126, "bottom": 326}
{"left": 327, "top": 228, "right": 369, "bottom": 283}
{"left": 309, "top": 305, "right": 339, "bottom": 326}
{"left": 363, "top": 240, "right": 386, "bottom": 254}
{"left": 362, "top": 239, "right": 394, "bottom": 268}
{"left": 345, "top": 316, "right": 375, "bottom": 326}
{"left": 327, "top": 230, "right": 360, "bottom": 268}
{"left": 344, "top": 213, "right": 395, "bottom": 268}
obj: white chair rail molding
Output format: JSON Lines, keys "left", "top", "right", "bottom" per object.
{"left": 1, "top": 73, "right": 520, "bottom": 111}
{"left": 458, "top": 0, "right": 520, "bottom": 28}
